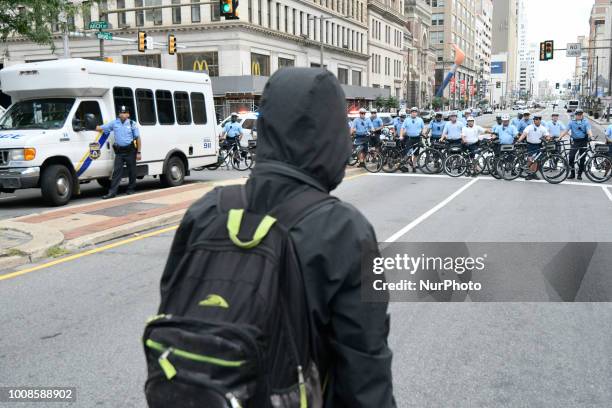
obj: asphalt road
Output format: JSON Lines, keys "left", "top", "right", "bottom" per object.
{"left": 2, "top": 151, "right": 612, "bottom": 407}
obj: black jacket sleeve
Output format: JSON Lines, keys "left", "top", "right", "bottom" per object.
{"left": 291, "top": 201, "right": 396, "bottom": 408}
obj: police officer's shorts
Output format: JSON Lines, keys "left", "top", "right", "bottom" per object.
{"left": 354, "top": 136, "right": 369, "bottom": 152}
{"left": 404, "top": 137, "right": 421, "bottom": 150}
{"left": 527, "top": 142, "right": 541, "bottom": 156}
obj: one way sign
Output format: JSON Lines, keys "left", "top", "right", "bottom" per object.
{"left": 566, "top": 43, "right": 581, "bottom": 57}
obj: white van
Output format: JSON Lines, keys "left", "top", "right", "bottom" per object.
{"left": 0, "top": 59, "right": 218, "bottom": 205}
{"left": 566, "top": 100, "right": 580, "bottom": 113}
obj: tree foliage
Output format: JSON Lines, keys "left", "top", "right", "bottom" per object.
{"left": 0, "top": 0, "right": 79, "bottom": 49}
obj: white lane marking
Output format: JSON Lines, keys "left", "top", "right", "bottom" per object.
{"left": 384, "top": 178, "right": 479, "bottom": 243}
{"left": 602, "top": 186, "right": 612, "bottom": 202}
{"left": 0, "top": 196, "right": 17, "bottom": 200}
{"left": 367, "top": 172, "right": 611, "bottom": 189}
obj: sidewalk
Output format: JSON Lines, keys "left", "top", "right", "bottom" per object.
{"left": 0, "top": 167, "right": 363, "bottom": 271}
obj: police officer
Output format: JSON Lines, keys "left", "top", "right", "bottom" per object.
{"left": 517, "top": 110, "right": 533, "bottom": 134}
{"left": 511, "top": 111, "right": 523, "bottom": 129}
{"left": 440, "top": 112, "right": 464, "bottom": 145}
{"left": 368, "top": 108, "right": 384, "bottom": 146}
{"left": 351, "top": 107, "right": 371, "bottom": 166}
{"left": 426, "top": 112, "right": 446, "bottom": 140}
{"left": 605, "top": 122, "right": 612, "bottom": 154}
{"left": 400, "top": 107, "right": 425, "bottom": 172}
{"left": 491, "top": 113, "right": 519, "bottom": 148}
{"left": 546, "top": 112, "right": 567, "bottom": 139}
{"left": 566, "top": 109, "right": 593, "bottom": 180}
{"left": 223, "top": 112, "right": 244, "bottom": 146}
{"left": 495, "top": 114, "right": 503, "bottom": 126}
{"left": 392, "top": 110, "right": 406, "bottom": 138}
{"left": 97, "top": 105, "right": 141, "bottom": 199}
{"left": 518, "top": 114, "right": 549, "bottom": 180}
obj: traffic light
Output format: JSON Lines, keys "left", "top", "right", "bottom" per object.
{"left": 540, "top": 40, "right": 554, "bottom": 61}
{"left": 496, "top": 81, "right": 501, "bottom": 89}
{"left": 168, "top": 34, "right": 176, "bottom": 55}
{"left": 555, "top": 83, "right": 560, "bottom": 89}
{"left": 220, "top": 0, "right": 239, "bottom": 19}
{"left": 138, "top": 31, "right": 147, "bottom": 52}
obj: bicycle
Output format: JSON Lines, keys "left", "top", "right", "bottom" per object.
{"left": 442, "top": 142, "right": 487, "bottom": 178}
{"left": 417, "top": 139, "right": 448, "bottom": 174}
{"left": 560, "top": 138, "right": 612, "bottom": 183}
{"left": 226, "top": 139, "right": 254, "bottom": 171}
{"left": 496, "top": 140, "right": 569, "bottom": 184}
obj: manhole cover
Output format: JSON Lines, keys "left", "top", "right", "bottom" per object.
{"left": 87, "top": 202, "right": 164, "bottom": 218}
{"left": 0, "top": 229, "right": 31, "bottom": 250}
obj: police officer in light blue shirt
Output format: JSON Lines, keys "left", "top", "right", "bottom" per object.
{"left": 491, "top": 114, "right": 518, "bottom": 145}
{"left": 606, "top": 124, "right": 612, "bottom": 154}
{"left": 351, "top": 107, "right": 371, "bottom": 165}
{"left": 511, "top": 111, "right": 523, "bottom": 129}
{"left": 517, "top": 110, "right": 533, "bottom": 134}
{"left": 546, "top": 113, "right": 567, "bottom": 139}
{"left": 392, "top": 110, "right": 406, "bottom": 137}
{"left": 566, "top": 109, "right": 593, "bottom": 179}
{"left": 223, "top": 112, "right": 244, "bottom": 144}
{"left": 441, "top": 112, "right": 464, "bottom": 144}
{"left": 400, "top": 107, "right": 425, "bottom": 172}
{"left": 367, "top": 108, "right": 384, "bottom": 146}
{"left": 96, "top": 105, "right": 141, "bottom": 199}
{"left": 426, "top": 112, "right": 446, "bottom": 139}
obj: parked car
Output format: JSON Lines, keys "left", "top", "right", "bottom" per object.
{"left": 419, "top": 110, "right": 434, "bottom": 123}
{"left": 482, "top": 107, "right": 493, "bottom": 114}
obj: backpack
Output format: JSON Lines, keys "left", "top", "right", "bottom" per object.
{"left": 143, "top": 184, "right": 335, "bottom": 408}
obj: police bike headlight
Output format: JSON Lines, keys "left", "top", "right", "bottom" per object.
{"left": 8, "top": 148, "right": 36, "bottom": 162}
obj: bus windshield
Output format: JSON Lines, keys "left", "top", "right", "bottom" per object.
{"left": 0, "top": 98, "right": 75, "bottom": 130}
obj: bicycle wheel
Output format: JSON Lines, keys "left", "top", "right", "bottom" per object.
{"left": 478, "top": 148, "right": 495, "bottom": 175}
{"left": 231, "top": 147, "right": 254, "bottom": 171}
{"left": 585, "top": 154, "right": 612, "bottom": 183}
{"left": 347, "top": 147, "right": 359, "bottom": 166}
{"left": 497, "top": 154, "right": 522, "bottom": 181}
{"left": 539, "top": 154, "right": 569, "bottom": 184}
{"left": 382, "top": 149, "right": 402, "bottom": 173}
{"left": 419, "top": 149, "right": 443, "bottom": 174}
{"left": 488, "top": 156, "right": 502, "bottom": 179}
{"left": 443, "top": 153, "right": 468, "bottom": 177}
{"left": 364, "top": 149, "right": 383, "bottom": 173}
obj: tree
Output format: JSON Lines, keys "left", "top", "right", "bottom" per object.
{"left": 385, "top": 97, "right": 398, "bottom": 111}
{"left": 374, "top": 96, "right": 386, "bottom": 111}
{"left": 431, "top": 96, "right": 447, "bottom": 110}
{"left": 0, "top": 1, "right": 79, "bottom": 49}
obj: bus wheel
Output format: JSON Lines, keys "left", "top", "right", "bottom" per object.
{"left": 161, "top": 156, "right": 185, "bottom": 187}
{"left": 41, "top": 164, "right": 73, "bottom": 206}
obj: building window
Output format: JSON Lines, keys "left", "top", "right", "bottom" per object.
{"left": 191, "top": 1, "right": 201, "bottom": 22}
{"left": 156, "top": 90, "right": 175, "bottom": 125}
{"left": 338, "top": 67, "right": 348, "bottom": 84}
{"left": 211, "top": 3, "right": 220, "bottom": 21}
{"left": 285, "top": 6, "right": 288, "bottom": 32}
{"left": 267, "top": 0, "right": 272, "bottom": 27}
{"left": 113, "top": 87, "right": 137, "bottom": 122}
{"left": 172, "top": 0, "right": 181, "bottom": 24}
{"left": 123, "top": 54, "right": 161, "bottom": 68}
{"left": 432, "top": 13, "right": 444, "bottom": 26}
{"left": 251, "top": 53, "right": 270, "bottom": 76}
{"left": 258, "top": 0, "right": 262, "bottom": 24}
{"left": 177, "top": 52, "right": 219, "bottom": 77}
{"left": 135, "top": 0, "right": 144, "bottom": 26}
{"left": 174, "top": 92, "right": 192, "bottom": 125}
{"left": 135, "top": 89, "right": 156, "bottom": 125}
{"left": 276, "top": 3, "right": 280, "bottom": 30}
{"left": 278, "top": 57, "right": 295, "bottom": 68}
{"left": 145, "top": 0, "right": 162, "bottom": 25}
{"left": 352, "top": 70, "right": 361, "bottom": 86}
{"left": 117, "top": 0, "right": 127, "bottom": 27}
{"left": 292, "top": 9, "right": 296, "bottom": 34}
{"left": 249, "top": 0, "right": 253, "bottom": 22}
{"left": 431, "top": 0, "right": 444, "bottom": 6}
{"left": 190, "top": 92, "right": 208, "bottom": 124}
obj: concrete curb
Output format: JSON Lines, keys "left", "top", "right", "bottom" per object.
{"left": 0, "top": 221, "right": 65, "bottom": 270}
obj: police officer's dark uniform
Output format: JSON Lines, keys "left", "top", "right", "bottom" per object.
{"left": 98, "top": 106, "right": 141, "bottom": 199}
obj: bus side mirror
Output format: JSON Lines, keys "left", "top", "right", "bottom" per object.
{"left": 84, "top": 114, "right": 97, "bottom": 131}
{"left": 72, "top": 117, "right": 83, "bottom": 132}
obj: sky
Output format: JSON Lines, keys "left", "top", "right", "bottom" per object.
{"left": 526, "top": 0, "right": 593, "bottom": 84}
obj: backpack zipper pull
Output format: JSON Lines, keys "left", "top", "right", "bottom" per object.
{"left": 297, "top": 365, "right": 307, "bottom": 408}
{"left": 226, "top": 393, "right": 242, "bottom": 408}
{"left": 158, "top": 348, "right": 177, "bottom": 380}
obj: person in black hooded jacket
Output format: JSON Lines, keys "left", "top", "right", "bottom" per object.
{"left": 164, "top": 68, "right": 395, "bottom": 407}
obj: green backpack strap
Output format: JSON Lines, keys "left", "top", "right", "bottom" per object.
{"left": 226, "top": 209, "right": 277, "bottom": 249}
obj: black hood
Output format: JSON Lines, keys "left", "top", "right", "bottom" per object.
{"left": 254, "top": 68, "right": 351, "bottom": 192}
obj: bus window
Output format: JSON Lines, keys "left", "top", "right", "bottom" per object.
{"left": 73, "top": 101, "right": 103, "bottom": 130}
{"left": 136, "top": 89, "right": 157, "bottom": 125}
{"left": 113, "top": 87, "right": 137, "bottom": 122}
{"left": 155, "top": 90, "right": 175, "bottom": 125}
{"left": 191, "top": 92, "right": 207, "bottom": 125}
{"left": 174, "top": 91, "right": 192, "bottom": 125}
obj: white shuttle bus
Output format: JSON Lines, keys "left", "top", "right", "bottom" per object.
{"left": 0, "top": 58, "right": 218, "bottom": 205}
